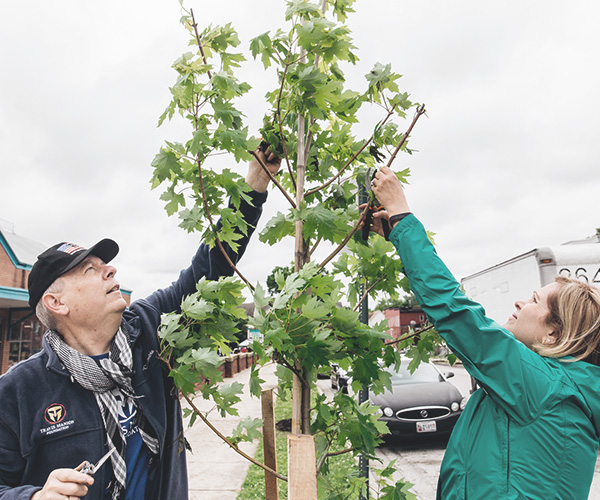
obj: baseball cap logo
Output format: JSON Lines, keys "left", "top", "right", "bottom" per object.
{"left": 45, "top": 403, "right": 66, "bottom": 424}
{"left": 56, "top": 243, "right": 85, "bottom": 255}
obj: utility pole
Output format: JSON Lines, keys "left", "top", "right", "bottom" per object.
{"left": 358, "top": 184, "right": 370, "bottom": 499}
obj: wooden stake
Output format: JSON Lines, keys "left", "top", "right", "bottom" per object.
{"left": 288, "top": 434, "right": 318, "bottom": 500}
{"left": 262, "top": 389, "right": 279, "bottom": 500}
{"left": 291, "top": 363, "right": 303, "bottom": 435}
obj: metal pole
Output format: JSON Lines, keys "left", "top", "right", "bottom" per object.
{"left": 358, "top": 184, "right": 370, "bottom": 499}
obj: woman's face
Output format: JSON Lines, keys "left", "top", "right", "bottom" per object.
{"left": 502, "top": 282, "right": 561, "bottom": 348}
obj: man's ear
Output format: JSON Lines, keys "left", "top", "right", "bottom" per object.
{"left": 41, "top": 293, "right": 69, "bottom": 317}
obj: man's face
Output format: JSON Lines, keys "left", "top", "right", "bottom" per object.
{"left": 57, "top": 255, "right": 127, "bottom": 326}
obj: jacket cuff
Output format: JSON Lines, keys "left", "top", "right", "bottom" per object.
{"left": 245, "top": 189, "right": 268, "bottom": 207}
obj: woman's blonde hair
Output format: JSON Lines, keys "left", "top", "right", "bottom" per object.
{"left": 535, "top": 276, "right": 600, "bottom": 365}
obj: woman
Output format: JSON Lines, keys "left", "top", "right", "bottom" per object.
{"left": 368, "top": 166, "right": 600, "bottom": 500}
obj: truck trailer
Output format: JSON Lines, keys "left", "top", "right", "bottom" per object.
{"left": 460, "top": 233, "right": 600, "bottom": 326}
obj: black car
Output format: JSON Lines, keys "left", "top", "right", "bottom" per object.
{"left": 369, "top": 359, "right": 466, "bottom": 437}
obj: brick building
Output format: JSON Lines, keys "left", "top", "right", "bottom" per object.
{"left": 383, "top": 307, "right": 427, "bottom": 341}
{"left": 0, "top": 225, "right": 131, "bottom": 374}
{"left": 368, "top": 307, "right": 428, "bottom": 342}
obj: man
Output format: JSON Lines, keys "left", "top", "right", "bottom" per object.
{"left": 0, "top": 149, "right": 280, "bottom": 500}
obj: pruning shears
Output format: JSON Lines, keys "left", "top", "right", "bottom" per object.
{"left": 76, "top": 448, "right": 115, "bottom": 476}
{"left": 362, "top": 167, "right": 390, "bottom": 241}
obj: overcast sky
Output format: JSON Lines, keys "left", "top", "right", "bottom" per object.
{"left": 1, "top": 0, "right": 598, "bottom": 304}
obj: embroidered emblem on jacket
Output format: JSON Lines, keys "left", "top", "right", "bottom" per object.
{"left": 44, "top": 403, "right": 66, "bottom": 424}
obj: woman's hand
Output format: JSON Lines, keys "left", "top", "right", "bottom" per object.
{"left": 371, "top": 166, "right": 410, "bottom": 216}
{"left": 359, "top": 204, "right": 390, "bottom": 238}
{"left": 246, "top": 145, "right": 282, "bottom": 193}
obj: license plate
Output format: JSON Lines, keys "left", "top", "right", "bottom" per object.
{"left": 416, "top": 421, "right": 437, "bottom": 433}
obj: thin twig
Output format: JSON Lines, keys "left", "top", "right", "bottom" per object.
{"left": 318, "top": 203, "right": 370, "bottom": 269}
{"left": 308, "top": 236, "right": 323, "bottom": 257}
{"left": 386, "top": 104, "right": 426, "bottom": 168}
{"left": 353, "top": 275, "right": 386, "bottom": 312}
{"left": 185, "top": 11, "right": 255, "bottom": 290}
{"left": 325, "top": 447, "right": 354, "bottom": 458}
{"left": 181, "top": 392, "right": 288, "bottom": 482}
{"left": 386, "top": 324, "right": 435, "bottom": 346}
{"left": 195, "top": 153, "right": 255, "bottom": 291}
{"left": 278, "top": 357, "right": 307, "bottom": 386}
{"left": 158, "top": 356, "right": 287, "bottom": 481}
{"left": 315, "top": 441, "right": 332, "bottom": 474}
{"left": 250, "top": 150, "right": 296, "bottom": 208}
{"left": 276, "top": 52, "right": 296, "bottom": 191}
{"left": 190, "top": 10, "right": 212, "bottom": 80}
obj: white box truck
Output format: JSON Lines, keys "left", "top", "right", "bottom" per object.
{"left": 461, "top": 233, "right": 600, "bottom": 325}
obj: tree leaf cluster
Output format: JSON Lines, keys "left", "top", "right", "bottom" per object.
{"left": 158, "top": 276, "right": 248, "bottom": 416}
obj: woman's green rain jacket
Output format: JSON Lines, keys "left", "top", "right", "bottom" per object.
{"left": 390, "top": 214, "right": 600, "bottom": 500}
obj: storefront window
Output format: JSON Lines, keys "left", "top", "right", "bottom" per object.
{"left": 8, "top": 317, "right": 43, "bottom": 368}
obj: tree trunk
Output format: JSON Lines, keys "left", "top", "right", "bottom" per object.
{"left": 292, "top": 113, "right": 311, "bottom": 435}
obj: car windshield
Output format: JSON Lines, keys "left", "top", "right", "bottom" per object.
{"left": 387, "top": 362, "right": 441, "bottom": 385}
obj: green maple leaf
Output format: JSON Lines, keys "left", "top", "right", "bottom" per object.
{"left": 178, "top": 206, "right": 205, "bottom": 233}
{"left": 184, "top": 347, "right": 223, "bottom": 382}
{"left": 250, "top": 32, "right": 275, "bottom": 68}
{"left": 296, "top": 203, "right": 350, "bottom": 243}
{"left": 285, "top": 0, "right": 321, "bottom": 20}
{"left": 151, "top": 149, "right": 181, "bottom": 185}
{"left": 259, "top": 211, "right": 295, "bottom": 245}
{"left": 229, "top": 417, "right": 263, "bottom": 446}
{"left": 181, "top": 296, "right": 215, "bottom": 321}
{"left": 159, "top": 187, "right": 185, "bottom": 216}
{"left": 302, "top": 296, "right": 330, "bottom": 319}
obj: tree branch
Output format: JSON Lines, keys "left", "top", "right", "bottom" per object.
{"left": 353, "top": 275, "right": 386, "bottom": 312}
{"left": 195, "top": 154, "right": 255, "bottom": 291}
{"left": 386, "top": 104, "right": 426, "bottom": 168}
{"left": 276, "top": 53, "right": 296, "bottom": 191}
{"left": 190, "top": 10, "right": 212, "bottom": 80}
{"left": 181, "top": 391, "right": 288, "bottom": 482}
{"left": 250, "top": 150, "right": 296, "bottom": 208}
{"left": 308, "top": 236, "right": 323, "bottom": 257}
{"left": 386, "top": 324, "right": 435, "bottom": 346}
{"left": 318, "top": 203, "right": 370, "bottom": 269}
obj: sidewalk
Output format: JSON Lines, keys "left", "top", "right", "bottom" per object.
{"left": 184, "top": 361, "right": 280, "bottom": 500}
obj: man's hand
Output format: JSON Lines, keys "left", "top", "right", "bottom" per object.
{"left": 246, "top": 145, "right": 282, "bottom": 193}
{"left": 30, "top": 468, "right": 93, "bottom": 500}
{"left": 371, "top": 166, "right": 410, "bottom": 216}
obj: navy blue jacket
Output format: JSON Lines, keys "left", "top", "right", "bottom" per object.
{"left": 0, "top": 190, "right": 267, "bottom": 500}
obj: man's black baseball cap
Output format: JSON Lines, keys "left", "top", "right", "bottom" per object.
{"left": 28, "top": 239, "right": 119, "bottom": 309}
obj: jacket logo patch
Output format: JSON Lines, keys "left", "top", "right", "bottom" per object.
{"left": 45, "top": 403, "right": 66, "bottom": 424}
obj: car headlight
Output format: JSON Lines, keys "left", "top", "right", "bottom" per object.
{"left": 383, "top": 407, "right": 394, "bottom": 417}
{"left": 460, "top": 397, "right": 467, "bottom": 410}
{"left": 451, "top": 402, "right": 459, "bottom": 412}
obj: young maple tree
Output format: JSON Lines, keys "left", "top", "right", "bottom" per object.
{"left": 151, "top": 0, "right": 440, "bottom": 497}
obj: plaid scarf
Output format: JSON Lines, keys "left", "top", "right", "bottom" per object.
{"left": 45, "top": 327, "right": 159, "bottom": 500}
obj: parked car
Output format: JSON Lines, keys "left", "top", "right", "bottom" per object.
{"left": 370, "top": 359, "right": 467, "bottom": 437}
